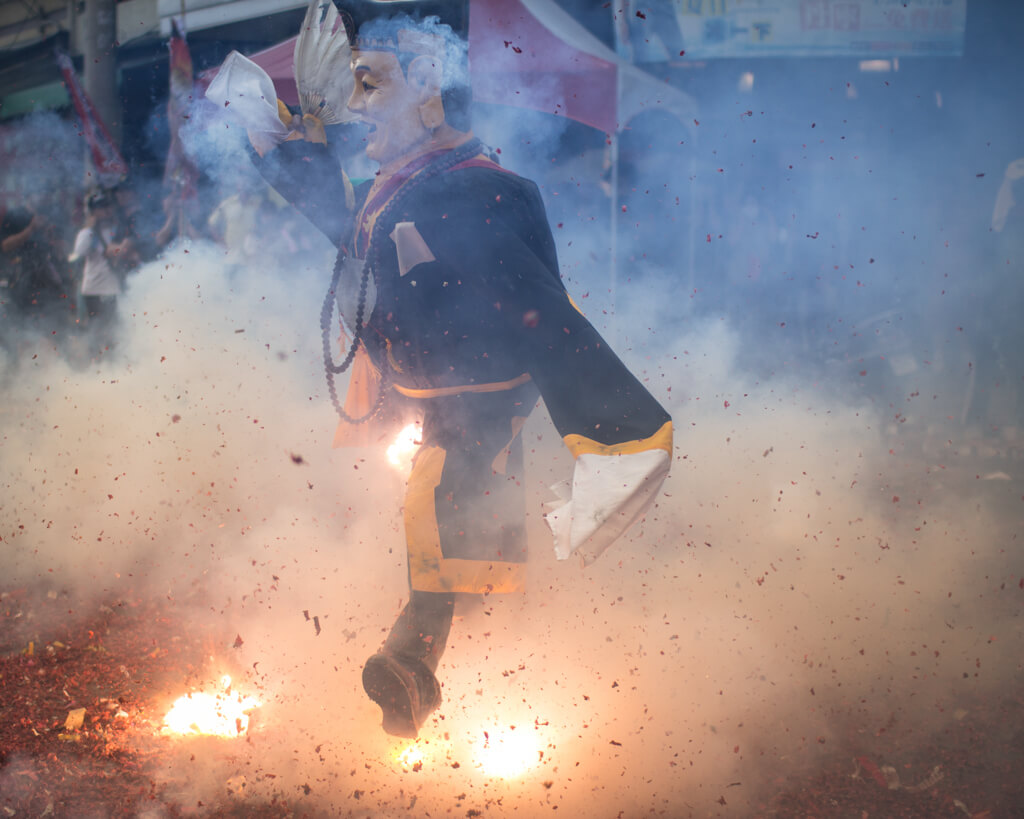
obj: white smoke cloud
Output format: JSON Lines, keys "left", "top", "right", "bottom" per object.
{"left": 2, "top": 36, "right": 1023, "bottom": 817}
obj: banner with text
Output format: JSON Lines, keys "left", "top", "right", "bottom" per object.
{"left": 618, "top": 0, "right": 966, "bottom": 61}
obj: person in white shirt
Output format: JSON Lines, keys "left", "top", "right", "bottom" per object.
{"left": 69, "top": 189, "right": 137, "bottom": 346}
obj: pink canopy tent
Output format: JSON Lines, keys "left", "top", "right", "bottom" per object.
{"left": 469, "top": 0, "right": 618, "bottom": 132}
{"left": 206, "top": 0, "right": 695, "bottom": 135}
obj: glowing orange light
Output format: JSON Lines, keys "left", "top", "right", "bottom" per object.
{"left": 396, "top": 743, "right": 425, "bottom": 770}
{"left": 386, "top": 422, "right": 422, "bottom": 471}
{"left": 162, "top": 675, "right": 260, "bottom": 737}
{"left": 472, "top": 726, "right": 539, "bottom": 779}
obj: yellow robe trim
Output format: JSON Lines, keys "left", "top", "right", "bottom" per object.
{"left": 393, "top": 372, "right": 531, "bottom": 399}
{"left": 562, "top": 420, "right": 673, "bottom": 459}
{"left": 405, "top": 445, "right": 527, "bottom": 594}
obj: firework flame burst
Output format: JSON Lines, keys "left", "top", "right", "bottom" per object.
{"left": 396, "top": 743, "right": 425, "bottom": 771}
{"left": 472, "top": 725, "right": 542, "bottom": 779}
{"left": 386, "top": 422, "right": 422, "bottom": 473}
{"left": 162, "top": 675, "right": 261, "bottom": 737}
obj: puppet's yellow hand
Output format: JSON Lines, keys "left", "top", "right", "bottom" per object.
{"left": 247, "top": 99, "right": 301, "bottom": 156}
{"left": 301, "top": 113, "right": 327, "bottom": 145}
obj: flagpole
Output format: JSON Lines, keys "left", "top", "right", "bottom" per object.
{"left": 607, "top": 3, "right": 631, "bottom": 345}
{"left": 177, "top": 183, "right": 185, "bottom": 240}
{"left": 165, "top": 15, "right": 198, "bottom": 242}
{"left": 608, "top": 60, "right": 622, "bottom": 343}
{"left": 178, "top": 3, "right": 186, "bottom": 239}
{"left": 609, "top": 128, "right": 619, "bottom": 339}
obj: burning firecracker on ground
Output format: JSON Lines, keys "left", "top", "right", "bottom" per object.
{"left": 0, "top": 585, "right": 293, "bottom": 818}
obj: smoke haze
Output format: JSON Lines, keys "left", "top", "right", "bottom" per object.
{"left": 2, "top": 11, "right": 1023, "bottom": 817}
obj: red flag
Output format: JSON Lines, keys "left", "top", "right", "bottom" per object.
{"left": 55, "top": 50, "right": 129, "bottom": 185}
{"left": 164, "top": 19, "right": 199, "bottom": 203}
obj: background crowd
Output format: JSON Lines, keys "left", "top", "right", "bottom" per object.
{"left": 0, "top": 167, "right": 319, "bottom": 367}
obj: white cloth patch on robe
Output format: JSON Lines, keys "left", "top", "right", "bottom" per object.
{"left": 391, "top": 221, "right": 437, "bottom": 277}
{"left": 545, "top": 448, "right": 670, "bottom": 565}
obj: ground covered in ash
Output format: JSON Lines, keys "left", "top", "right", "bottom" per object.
{"left": 1, "top": 580, "right": 1021, "bottom": 818}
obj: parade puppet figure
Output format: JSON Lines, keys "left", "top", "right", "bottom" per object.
{"left": 208, "top": 0, "right": 673, "bottom": 738}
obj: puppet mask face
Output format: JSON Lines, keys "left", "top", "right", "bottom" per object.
{"left": 348, "top": 49, "right": 432, "bottom": 165}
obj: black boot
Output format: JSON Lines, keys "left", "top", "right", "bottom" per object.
{"left": 362, "top": 652, "right": 441, "bottom": 738}
{"left": 363, "top": 591, "right": 454, "bottom": 737}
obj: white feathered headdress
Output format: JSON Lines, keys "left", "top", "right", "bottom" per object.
{"left": 294, "top": 0, "right": 357, "bottom": 125}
